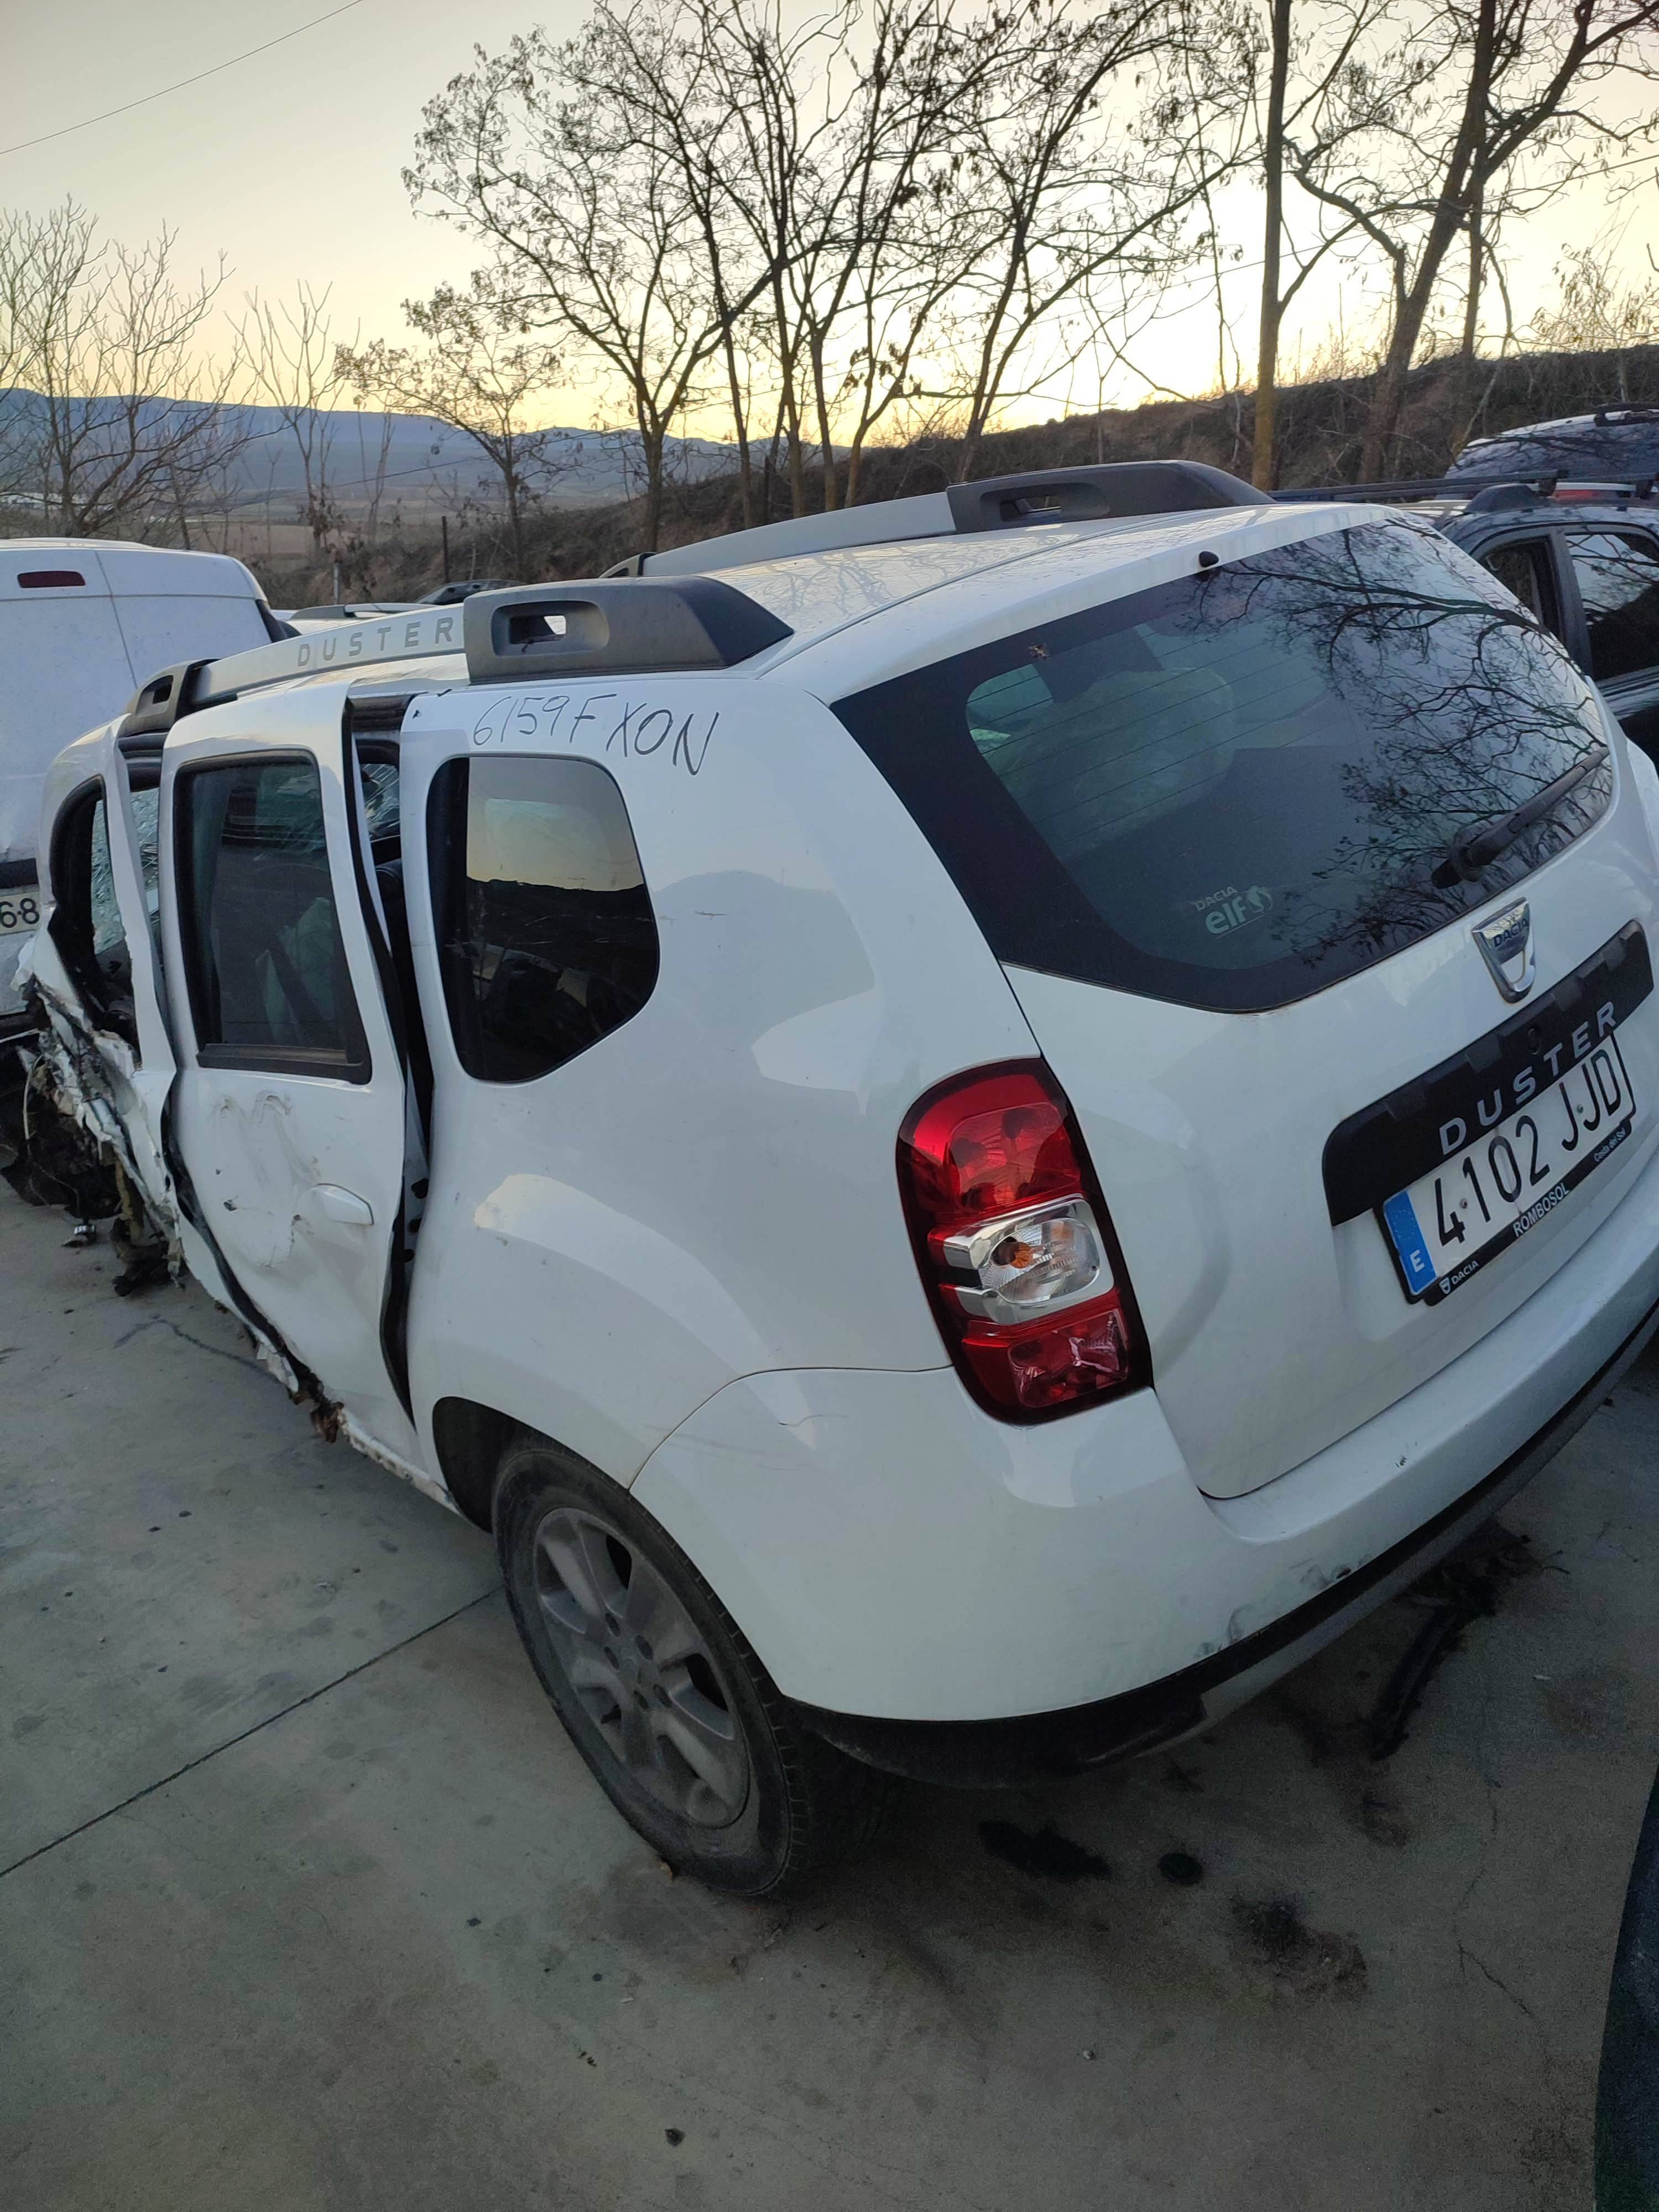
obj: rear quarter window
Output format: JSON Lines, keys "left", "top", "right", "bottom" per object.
{"left": 427, "top": 754, "right": 659, "bottom": 1083}
{"left": 834, "top": 521, "right": 1614, "bottom": 1013}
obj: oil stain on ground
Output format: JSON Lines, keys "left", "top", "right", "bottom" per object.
{"left": 978, "top": 1820, "right": 1110, "bottom": 1882}
{"left": 1232, "top": 1895, "right": 1367, "bottom": 1997}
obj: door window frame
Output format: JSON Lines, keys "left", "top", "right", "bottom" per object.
{"left": 47, "top": 774, "right": 139, "bottom": 1048}
{"left": 425, "top": 750, "right": 661, "bottom": 1086}
{"left": 172, "top": 746, "right": 372, "bottom": 1083}
{"left": 1476, "top": 531, "right": 1567, "bottom": 643}
{"left": 1561, "top": 525, "right": 1659, "bottom": 696}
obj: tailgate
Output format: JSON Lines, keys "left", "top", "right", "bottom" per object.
{"left": 1010, "top": 820, "right": 1659, "bottom": 1497}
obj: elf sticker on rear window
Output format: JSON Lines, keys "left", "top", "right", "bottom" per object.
{"left": 1188, "top": 884, "right": 1274, "bottom": 937}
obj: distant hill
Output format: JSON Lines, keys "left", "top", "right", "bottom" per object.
{"left": 0, "top": 390, "right": 739, "bottom": 515}
{"left": 530, "top": 337, "right": 1659, "bottom": 579}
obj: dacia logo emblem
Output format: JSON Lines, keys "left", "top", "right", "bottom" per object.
{"left": 1473, "top": 898, "right": 1535, "bottom": 1003}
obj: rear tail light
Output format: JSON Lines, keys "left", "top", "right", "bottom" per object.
{"left": 896, "top": 1063, "right": 1147, "bottom": 1420}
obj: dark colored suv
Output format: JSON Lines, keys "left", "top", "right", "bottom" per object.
{"left": 1282, "top": 429, "right": 1659, "bottom": 763}
{"left": 1448, "top": 405, "right": 1659, "bottom": 490}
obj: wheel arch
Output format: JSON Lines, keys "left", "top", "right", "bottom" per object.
{"left": 429, "top": 1396, "right": 533, "bottom": 1530}
{"left": 429, "top": 1395, "right": 648, "bottom": 1530}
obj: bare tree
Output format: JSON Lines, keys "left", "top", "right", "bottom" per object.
{"left": 236, "top": 283, "right": 352, "bottom": 564}
{"left": 0, "top": 202, "right": 249, "bottom": 540}
{"left": 340, "top": 273, "right": 569, "bottom": 578}
{"left": 1530, "top": 224, "right": 1659, "bottom": 398}
{"left": 1295, "top": 0, "right": 1659, "bottom": 479}
{"left": 1235, "top": 0, "right": 1415, "bottom": 485}
{"left": 713, "top": 0, "right": 1003, "bottom": 512}
{"left": 408, "top": 0, "right": 1224, "bottom": 530}
{"left": 928, "top": 0, "right": 1232, "bottom": 482}
{"left": 411, "top": 20, "right": 776, "bottom": 551}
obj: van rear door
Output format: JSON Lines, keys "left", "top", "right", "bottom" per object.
{"left": 98, "top": 545, "right": 272, "bottom": 683}
{"left": 0, "top": 554, "right": 135, "bottom": 1019}
{"left": 836, "top": 517, "right": 1659, "bottom": 1497}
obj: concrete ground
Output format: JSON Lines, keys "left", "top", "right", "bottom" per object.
{"left": 2, "top": 1185, "right": 1656, "bottom": 2212}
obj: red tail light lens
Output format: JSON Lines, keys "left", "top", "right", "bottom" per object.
{"left": 897, "top": 1063, "right": 1147, "bottom": 1420}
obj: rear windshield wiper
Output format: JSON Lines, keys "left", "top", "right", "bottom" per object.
{"left": 1433, "top": 741, "right": 1610, "bottom": 887}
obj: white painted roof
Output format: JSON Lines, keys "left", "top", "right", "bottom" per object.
{"left": 180, "top": 498, "right": 1399, "bottom": 715}
{"left": 753, "top": 500, "right": 1390, "bottom": 697}
{"left": 0, "top": 539, "right": 263, "bottom": 600}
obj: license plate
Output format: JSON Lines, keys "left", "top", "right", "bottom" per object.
{"left": 1381, "top": 1031, "right": 1637, "bottom": 1303}
{"left": 0, "top": 883, "right": 38, "bottom": 936}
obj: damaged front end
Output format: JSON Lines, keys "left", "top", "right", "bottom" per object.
{"left": 7, "top": 979, "right": 178, "bottom": 1296}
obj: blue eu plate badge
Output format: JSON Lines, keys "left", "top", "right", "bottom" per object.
{"left": 1382, "top": 1190, "right": 1438, "bottom": 1297}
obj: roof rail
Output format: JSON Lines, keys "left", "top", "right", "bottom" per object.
{"left": 1271, "top": 472, "right": 1550, "bottom": 504}
{"left": 114, "top": 578, "right": 794, "bottom": 738}
{"left": 116, "top": 603, "right": 469, "bottom": 738}
{"left": 623, "top": 460, "right": 1271, "bottom": 578}
{"left": 463, "top": 577, "right": 790, "bottom": 681}
{"left": 1273, "top": 469, "right": 1656, "bottom": 508}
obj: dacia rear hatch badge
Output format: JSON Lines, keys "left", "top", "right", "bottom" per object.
{"left": 1474, "top": 898, "right": 1535, "bottom": 1003}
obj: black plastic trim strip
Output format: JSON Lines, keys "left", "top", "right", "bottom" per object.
{"left": 341, "top": 708, "right": 420, "bottom": 1421}
{"left": 1323, "top": 922, "right": 1652, "bottom": 1224}
{"left": 463, "top": 575, "right": 792, "bottom": 683}
{"left": 118, "top": 658, "right": 217, "bottom": 740}
{"left": 946, "top": 461, "right": 1271, "bottom": 531}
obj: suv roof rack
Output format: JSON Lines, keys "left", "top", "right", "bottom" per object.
{"left": 1274, "top": 471, "right": 1657, "bottom": 509}
{"left": 1462, "top": 403, "right": 1659, "bottom": 437}
{"left": 617, "top": 460, "right": 1271, "bottom": 578}
{"left": 114, "top": 578, "right": 795, "bottom": 739}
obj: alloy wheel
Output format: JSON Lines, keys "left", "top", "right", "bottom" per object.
{"left": 531, "top": 1504, "right": 751, "bottom": 1829}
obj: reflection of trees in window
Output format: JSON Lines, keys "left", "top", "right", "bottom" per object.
{"left": 1175, "top": 524, "right": 1610, "bottom": 974}
{"left": 866, "top": 518, "right": 1618, "bottom": 1012}
{"left": 1569, "top": 533, "right": 1659, "bottom": 685}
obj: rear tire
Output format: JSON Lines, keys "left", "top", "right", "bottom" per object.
{"left": 494, "top": 1439, "right": 886, "bottom": 1896}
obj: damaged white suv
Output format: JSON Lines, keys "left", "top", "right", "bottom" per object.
{"left": 24, "top": 460, "right": 1659, "bottom": 1893}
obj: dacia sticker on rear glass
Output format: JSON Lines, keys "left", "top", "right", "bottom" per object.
{"left": 1185, "top": 884, "right": 1274, "bottom": 937}
{"left": 468, "top": 690, "right": 719, "bottom": 776}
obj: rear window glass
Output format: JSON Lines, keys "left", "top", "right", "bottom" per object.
{"left": 834, "top": 521, "right": 1613, "bottom": 1013}
{"left": 1448, "top": 425, "right": 1657, "bottom": 481}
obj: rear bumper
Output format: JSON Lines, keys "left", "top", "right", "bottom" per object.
{"left": 633, "top": 1130, "right": 1659, "bottom": 1749}
{"left": 800, "top": 1288, "right": 1659, "bottom": 1785}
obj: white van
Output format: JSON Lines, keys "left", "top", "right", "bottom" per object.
{"left": 1, "top": 540, "right": 281, "bottom": 1040}
{"left": 25, "top": 463, "right": 1659, "bottom": 1893}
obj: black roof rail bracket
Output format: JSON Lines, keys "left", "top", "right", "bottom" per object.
{"left": 463, "top": 576, "right": 792, "bottom": 684}
{"left": 117, "top": 658, "right": 217, "bottom": 740}
{"left": 946, "top": 461, "right": 1271, "bottom": 532}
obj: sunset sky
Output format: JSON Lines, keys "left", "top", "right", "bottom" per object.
{"left": 6, "top": 0, "right": 1656, "bottom": 431}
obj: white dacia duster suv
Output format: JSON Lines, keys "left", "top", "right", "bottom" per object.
{"left": 22, "top": 461, "right": 1659, "bottom": 1892}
